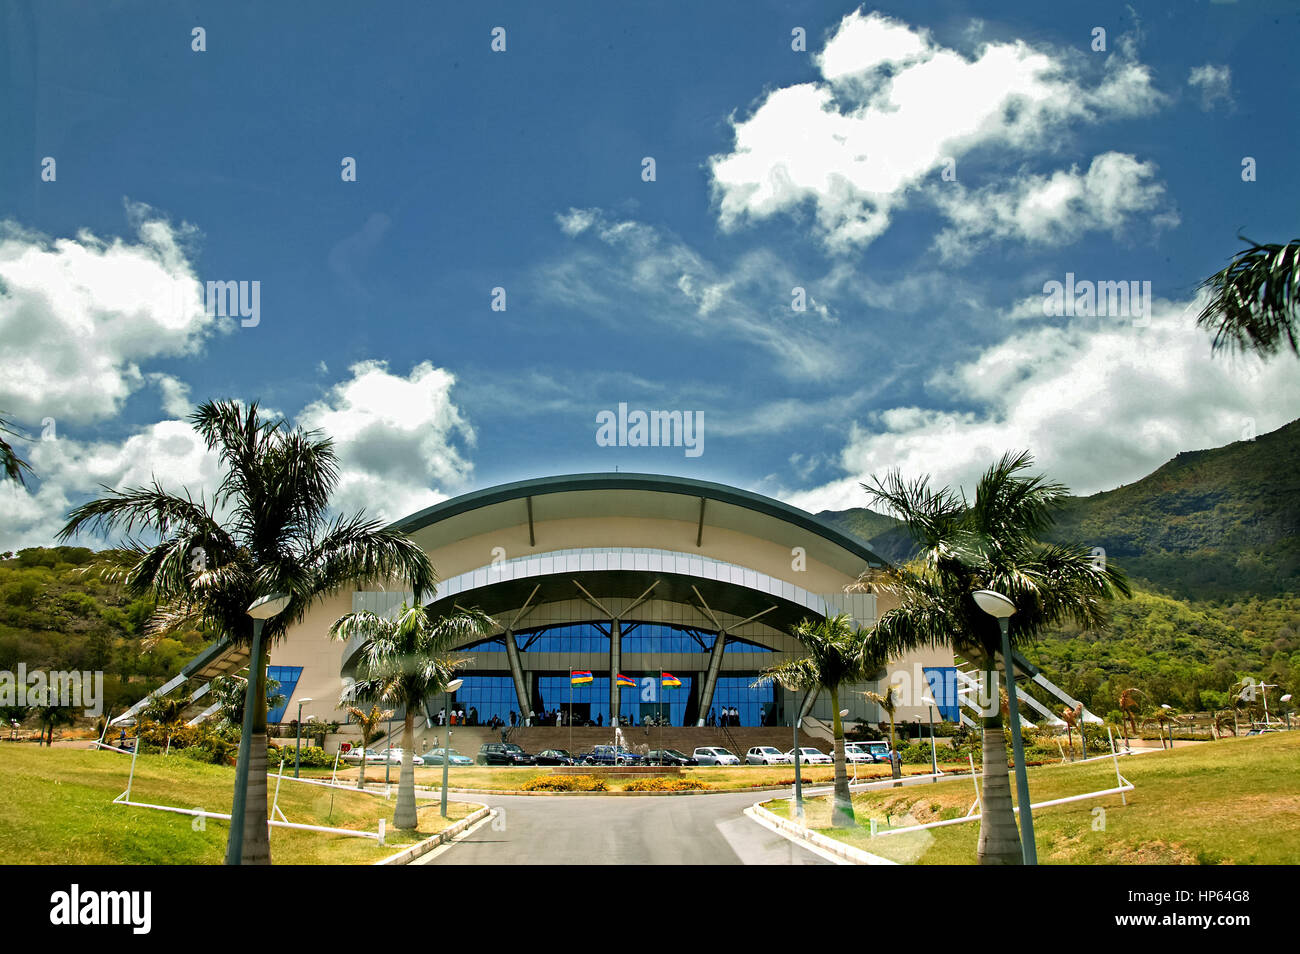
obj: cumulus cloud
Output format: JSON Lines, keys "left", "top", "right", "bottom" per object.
{"left": 0, "top": 204, "right": 218, "bottom": 426}
{"left": 933, "top": 152, "right": 1176, "bottom": 260}
{"left": 2, "top": 360, "right": 477, "bottom": 550}
{"left": 783, "top": 298, "right": 1300, "bottom": 513}
{"left": 1187, "top": 64, "right": 1233, "bottom": 110}
{"left": 0, "top": 419, "right": 223, "bottom": 551}
{"left": 297, "top": 360, "right": 475, "bottom": 522}
{"left": 710, "top": 10, "right": 1166, "bottom": 253}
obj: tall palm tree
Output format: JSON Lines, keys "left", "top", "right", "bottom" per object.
{"left": 1197, "top": 237, "right": 1300, "bottom": 357}
{"left": 58, "top": 399, "right": 436, "bottom": 864}
{"left": 345, "top": 704, "right": 392, "bottom": 791}
{"left": 331, "top": 602, "right": 491, "bottom": 828}
{"left": 862, "top": 680, "right": 902, "bottom": 779}
{"left": 0, "top": 416, "right": 32, "bottom": 485}
{"left": 753, "top": 613, "right": 872, "bottom": 829}
{"left": 860, "top": 451, "right": 1129, "bottom": 864}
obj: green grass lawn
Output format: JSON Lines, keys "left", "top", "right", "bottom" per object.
{"left": 0, "top": 745, "right": 478, "bottom": 865}
{"left": 763, "top": 732, "right": 1300, "bottom": 864}
{"left": 309, "top": 760, "right": 973, "bottom": 792}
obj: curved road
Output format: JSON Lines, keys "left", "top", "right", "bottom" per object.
{"left": 416, "top": 789, "right": 835, "bottom": 865}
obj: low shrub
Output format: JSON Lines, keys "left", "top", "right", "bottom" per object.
{"left": 622, "top": 776, "right": 711, "bottom": 792}
{"left": 520, "top": 774, "right": 608, "bottom": 792}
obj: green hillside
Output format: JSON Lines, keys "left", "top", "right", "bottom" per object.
{"left": 816, "top": 421, "right": 1300, "bottom": 714}
{"left": 820, "top": 418, "right": 1300, "bottom": 601}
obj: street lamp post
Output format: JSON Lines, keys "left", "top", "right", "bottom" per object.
{"left": 921, "top": 694, "right": 938, "bottom": 780}
{"left": 973, "top": 589, "right": 1037, "bottom": 866}
{"left": 1160, "top": 704, "right": 1173, "bottom": 748}
{"left": 440, "top": 678, "right": 464, "bottom": 818}
{"left": 1281, "top": 694, "right": 1293, "bottom": 730}
{"left": 793, "top": 688, "right": 805, "bottom": 820}
{"left": 294, "top": 698, "right": 314, "bottom": 778}
{"left": 226, "top": 592, "right": 290, "bottom": 867}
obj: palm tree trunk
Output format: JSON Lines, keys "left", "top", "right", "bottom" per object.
{"left": 976, "top": 659, "right": 1022, "bottom": 865}
{"left": 240, "top": 643, "right": 272, "bottom": 865}
{"left": 357, "top": 742, "right": 367, "bottom": 789}
{"left": 829, "top": 687, "right": 855, "bottom": 828}
{"left": 394, "top": 710, "right": 418, "bottom": 829}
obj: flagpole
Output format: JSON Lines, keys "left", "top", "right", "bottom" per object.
{"left": 569, "top": 669, "right": 573, "bottom": 753}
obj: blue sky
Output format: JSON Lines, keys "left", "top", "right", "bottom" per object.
{"left": 3, "top": 0, "right": 1299, "bottom": 549}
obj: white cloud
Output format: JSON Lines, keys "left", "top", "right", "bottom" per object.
{"left": 933, "top": 152, "right": 1176, "bottom": 260}
{"left": 297, "top": 360, "right": 475, "bottom": 522}
{"left": 0, "top": 419, "right": 222, "bottom": 551}
{"left": 710, "top": 11, "right": 1166, "bottom": 253}
{"left": 0, "top": 204, "right": 218, "bottom": 426}
{"left": 536, "top": 208, "right": 845, "bottom": 379}
{"left": 783, "top": 298, "right": 1300, "bottom": 513}
{"left": 1187, "top": 64, "right": 1233, "bottom": 110}
{"left": 2, "top": 361, "right": 477, "bottom": 550}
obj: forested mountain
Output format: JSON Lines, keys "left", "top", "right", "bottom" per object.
{"left": 820, "top": 418, "right": 1300, "bottom": 601}
{"left": 817, "top": 420, "right": 1300, "bottom": 714}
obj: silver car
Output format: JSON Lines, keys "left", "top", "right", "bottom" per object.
{"left": 745, "top": 745, "right": 792, "bottom": 765}
{"left": 693, "top": 746, "right": 740, "bottom": 766}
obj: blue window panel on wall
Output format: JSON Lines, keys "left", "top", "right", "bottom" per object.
{"left": 923, "top": 667, "right": 960, "bottom": 722}
{"left": 709, "top": 676, "right": 774, "bottom": 728}
{"left": 449, "top": 675, "right": 517, "bottom": 726}
{"left": 267, "top": 666, "right": 303, "bottom": 723}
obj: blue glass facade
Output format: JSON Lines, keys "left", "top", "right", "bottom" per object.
{"left": 267, "top": 665, "right": 303, "bottom": 723}
{"left": 708, "top": 676, "right": 775, "bottom": 728}
{"left": 446, "top": 622, "right": 775, "bottom": 726}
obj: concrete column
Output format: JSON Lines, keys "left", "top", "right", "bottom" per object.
{"left": 503, "top": 629, "right": 530, "bottom": 726}
{"left": 609, "top": 618, "right": 621, "bottom": 726}
{"left": 695, "top": 630, "right": 728, "bottom": 725}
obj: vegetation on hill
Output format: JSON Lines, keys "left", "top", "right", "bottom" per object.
{"left": 813, "top": 421, "right": 1300, "bottom": 719}
{"left": 0, "top": 547, "right": 207, "bottom": 718}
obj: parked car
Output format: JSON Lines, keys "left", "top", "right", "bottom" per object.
{"left": 579, "top": 744, "right": 644, "bottom": 766}
{"left": 419, "top": 747, "right": 473, "bottom": 766}
{"left": 646, "top": 748, "right": 697, "bottom": 766}
{"left": 693, "top": 746, "right": 740, "bottom": 766}
{"left": 841, "top": 742, "right": 873, "bottom": 764}
{"left": 535, "top": 748, "right": 579, "bottom": 765}
{"left": 786, "top": 746, "right": 832, "bottom": 765}
{"left": 477, "top": 742, "right": 536, "bottom": 766}
{"left": 856, "top": 740, "right": 893, "bottom": 763}
{"left": 745, "top": 745, "right": 791, "bottom": 765}
{"left": 377, "top": 747, "right": 423, "bottom": 766}
{"left": 341, "top": 747, "right": 390, "bottom": 765}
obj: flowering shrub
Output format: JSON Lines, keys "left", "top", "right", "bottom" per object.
{"left": 623, "top": 776, "right": 711, "bottom": 792}
{"left": 521, "top": 774, "right": 609, "bottom": 792}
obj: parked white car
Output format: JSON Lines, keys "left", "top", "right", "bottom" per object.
{"left": 693, "top": 746, "right": 741, "bottom": 766}
{"left": 745, "top": 745, "right": 792, "bottom": 765}
{"left": 786, "top": 746, "right": 832, "bottom": 765}
{"left": 340, "top": 748, "right": 388, "bottom": 764}
{"left": 841, "top": 743, "right": 873, "bottom": 764}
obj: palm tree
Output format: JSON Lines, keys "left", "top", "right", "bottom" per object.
{"left": 859, "top": 451, "right": 1129, "bottom": 864}
{"left": 862, "top": 680, "right": 902, "bottom": 780}
{"left": 0, "top": 416, "right": 32, "bottom": 485}
{"left": 209, "top": 674, "right": 284, "bottom": 731}
{"left": 59, "top": 399, "right": 436, "bottom": 864}
{"left": 1196, "top": 237, "right": 1300, "bottom": 357}
{"left": 345, "top": 704, "right": 392, "bottom": 791}
{"left": 331, "top": 602, "right": 491, "bottom": 828}
{"left": 753, "top": 613, "right": 872, "bottom": 828}
{"left": 143, "top": 692, "right": 191, "bottom": 755}
{"left": 32, "top": 691, "right": 76, "bottom": 746}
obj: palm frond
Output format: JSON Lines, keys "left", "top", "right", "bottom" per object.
{"left": 1197, "top": 237, "right": 1300, "bottom": 356}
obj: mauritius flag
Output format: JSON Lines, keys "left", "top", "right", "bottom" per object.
{"left": 570, "top": 670, "right": 593, "bottom": 685}
{"left": 615, "top": 673, "right": 636, "bottom": 687}
{"left": 661, "top": 672, "right": 682, "bottom": 688}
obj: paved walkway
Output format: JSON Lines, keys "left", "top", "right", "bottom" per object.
{"left": 415, "top": 790, "right": 833, "bottom": 865}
